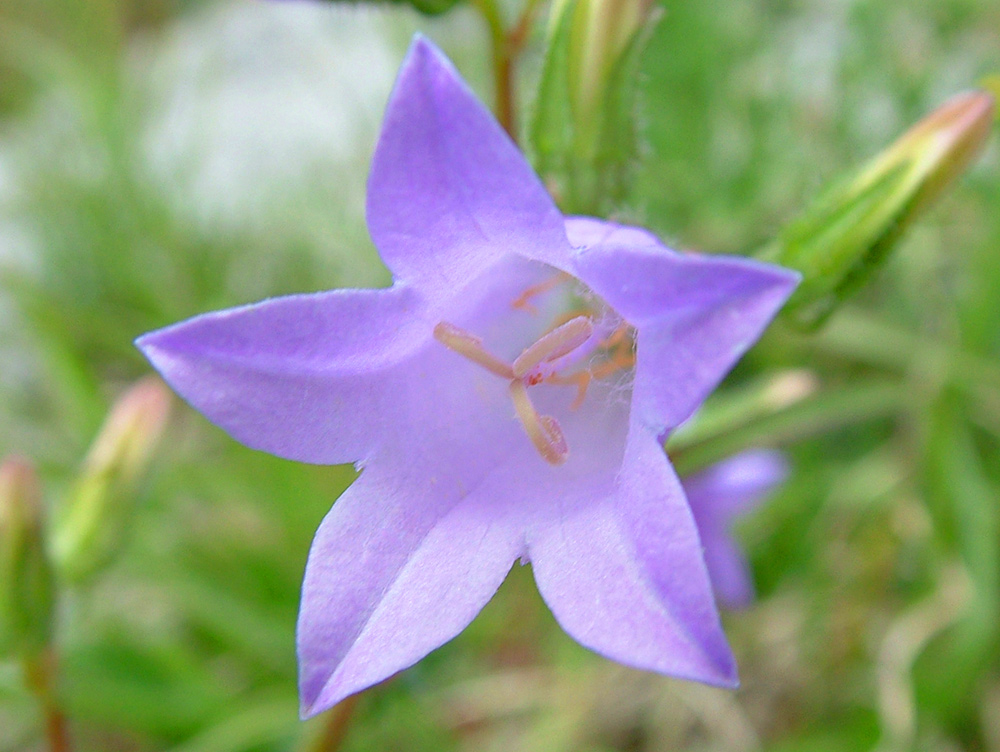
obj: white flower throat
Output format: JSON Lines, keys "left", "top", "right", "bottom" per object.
{"left": 434, "top": 274, "right": 635, "bottom": 465}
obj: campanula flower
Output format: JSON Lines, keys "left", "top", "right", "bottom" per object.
{"left": 136, "top": 37, "right": 799, "bottom": 717}
{"left": 683, "top": 450, "right": 789, "bottom": 608}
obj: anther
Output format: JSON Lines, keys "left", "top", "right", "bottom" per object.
{"left": 509, "top": 379, "right": 568, "bottom": 465}
{"left": 512, "top": 316, "right": 593, "bottom": 379}
{"left": 434, "top": 322, "right": 515, "bottom": 379}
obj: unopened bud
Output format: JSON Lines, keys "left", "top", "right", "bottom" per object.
{"left": 52, "top": 377, "right": 171, "bottom": 584}
{"left": 554, "top": 0, "right": 654, "bottom": 127}
{"left": 0, "top": 457, "right": 55, "bottom": 657}
{"left": 532, "top": 0, "right": 660, "bottom": 213}
{"left": 765, "top": 90, "right": 995, "bottom": 327}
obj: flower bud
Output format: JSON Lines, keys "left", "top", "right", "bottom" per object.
{"left": 765, "top": 90, "right": 995, "bottom": 328}
{"left": 532, "top": 0, "right": 660, "bottom": 213}
{"left": 52, "top": 377, "right": 171, "bottom": 584}
{"left": 556, "top": 0, "right": 654, "bottom": 128}
{"left": 0, "top": 457, "right": 55, "bottom": 657}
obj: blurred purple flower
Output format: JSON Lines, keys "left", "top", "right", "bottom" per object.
{"left": 683, "top": 451, "right": 789, "bottom": 609}
{"left": 136, "top": 37, "right": 799, "bottom": 717}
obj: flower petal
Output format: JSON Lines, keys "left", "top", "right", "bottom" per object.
{"left": 571, "top": 223, "right": 800, "bottom": 432}
{"left": 136, "top": 284, "right": 427, "bottom": 465}
{"left": 698, "top": 534, "right": 755, "bottom": 609}
{"left": 684, "top": 450, "right": 788, "bottom": 609}
{"left": 367, "top": 36, "right": 573, "bottom": 291}
{"left": 529, "top": 424, "right": 737, "bottom": 687}
{"left": 565, "top": 215, "right": 662, "bottom": 252}
{"left": 684, "top": 450, "right": 788, "bottom": 521}
{"left": 297, "top": 462, "right": 523, "bottom": 718}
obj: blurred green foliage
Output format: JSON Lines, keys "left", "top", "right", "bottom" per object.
{"left": 1, "top": 0, "right": 998, "bottom": 750}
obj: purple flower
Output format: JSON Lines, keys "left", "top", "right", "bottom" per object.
{"left": 136, "top": 37, "right": 799, "bottom": 718}
{"left": 683, "top": 451, "right": 789, "bottom": 609}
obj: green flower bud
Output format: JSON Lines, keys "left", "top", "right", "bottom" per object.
{"left": 765, "top": 90, "right": 995, "bottom": 328}
{"left": 532, "top": 0, "right": 660, "bottom": 213}
{"left": 554, "top": 0, "right": 654, "bottom": 130}
{"left": 0, "top": 457, "right": 55, "bottom": 657}
{"left": 52, "top": 377, "right": 171, "bottom": 585}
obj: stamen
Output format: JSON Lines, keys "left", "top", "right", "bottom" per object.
{"left": 601, "top": 324, "right": 631, "bottom": 349}
{"left": 434, "top": 322, "right": 515, "bottom": 379}
{"left": 512, "top": 316, "right": 594, "bottom": 379}
{"left": 509, "top": 379, "right": 568, "bottom": 465}
{"left": 546, "top": 371, "right": 591, "bottom": 410}
{"left": 549, "top": 308, "right": 591, "bottom": 329}
{"left": 511, "top": 273, "right": 570, "bottom": 314}
{"left": 590, "top": 349, "right": 636, "bottom": 380}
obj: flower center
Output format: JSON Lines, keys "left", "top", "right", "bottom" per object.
{"left": 434, "top": 274, "right": 635, "bottom": 465}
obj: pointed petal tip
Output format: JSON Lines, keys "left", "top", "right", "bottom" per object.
{"left": 134, "top": 329, "right": 168, "bottom": 372}
{"left": 298, "top": 688, "right": 338, "bottom": 721}
{"left": 134, "top": 326, "right": 190, "bottom": 387}
{"left": 710, "top": 652, "right": 741, "bottom": 690}
{"left": 298, "top": 669, "right": 356, "bottom": 720}
{"left": 745, "top": 257, "right": 802, "bottom": 298}
{"left": 779, "top": 265, "right": 803, "bottom": 294}
{"left": 407, "top": 31, "right": 433, "bottom": 55}
{"left": 665, "top": 631, "right": 740, "bottom": 690}
{"left": 133, "top": 328, "right": 155, "bottom": 354}
{"left": 657, "top": 627, "right": 739, "bottom": 689}
{"left": 402, "top": 33, "right": 450, "bottom": 79}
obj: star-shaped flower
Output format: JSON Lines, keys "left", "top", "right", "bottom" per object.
{"left": 683, "top": 450, "right": 789, "bottom": 609}
{"left": 136, "top": 37, "right": 799, "bottom": 718}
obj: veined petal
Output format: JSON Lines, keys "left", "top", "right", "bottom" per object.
{"left": 529, "top": 424, "right": 737, "bottom": 687}
{"left": 136, "top": 284, "right": 427, "bottom": 465}
{"left": 571, "top": 223, "right": 800, "bottom": 432}
{"left": 297, "top": 461, "right": 523, "bottom": 718}
{"left": 367, "top": 36, "right": 573, "bottom": 292}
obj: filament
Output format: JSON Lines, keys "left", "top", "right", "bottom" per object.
{"left": 434, "top": 322, "right": 514, "bottom": 379}
{"left": 510, "top": 273, "right": 570, "bottom": 314}
{"left": 509, "top": 379, "right": 568, "bottom": 465}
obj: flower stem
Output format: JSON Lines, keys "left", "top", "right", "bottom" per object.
{"left": 509, "top": 0, "right": 546, "bottom": 61}
{"left": 22, "top": 649, "right": 72, "bottom": 752}
{"left": 473, "top": 0, "right": 514, "bottom": 137}
{"left": 473, "top": 0, "right": 545, "bottom": 141}
{"left": 307, "top": 693, "right": 362, "bottom": 752}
